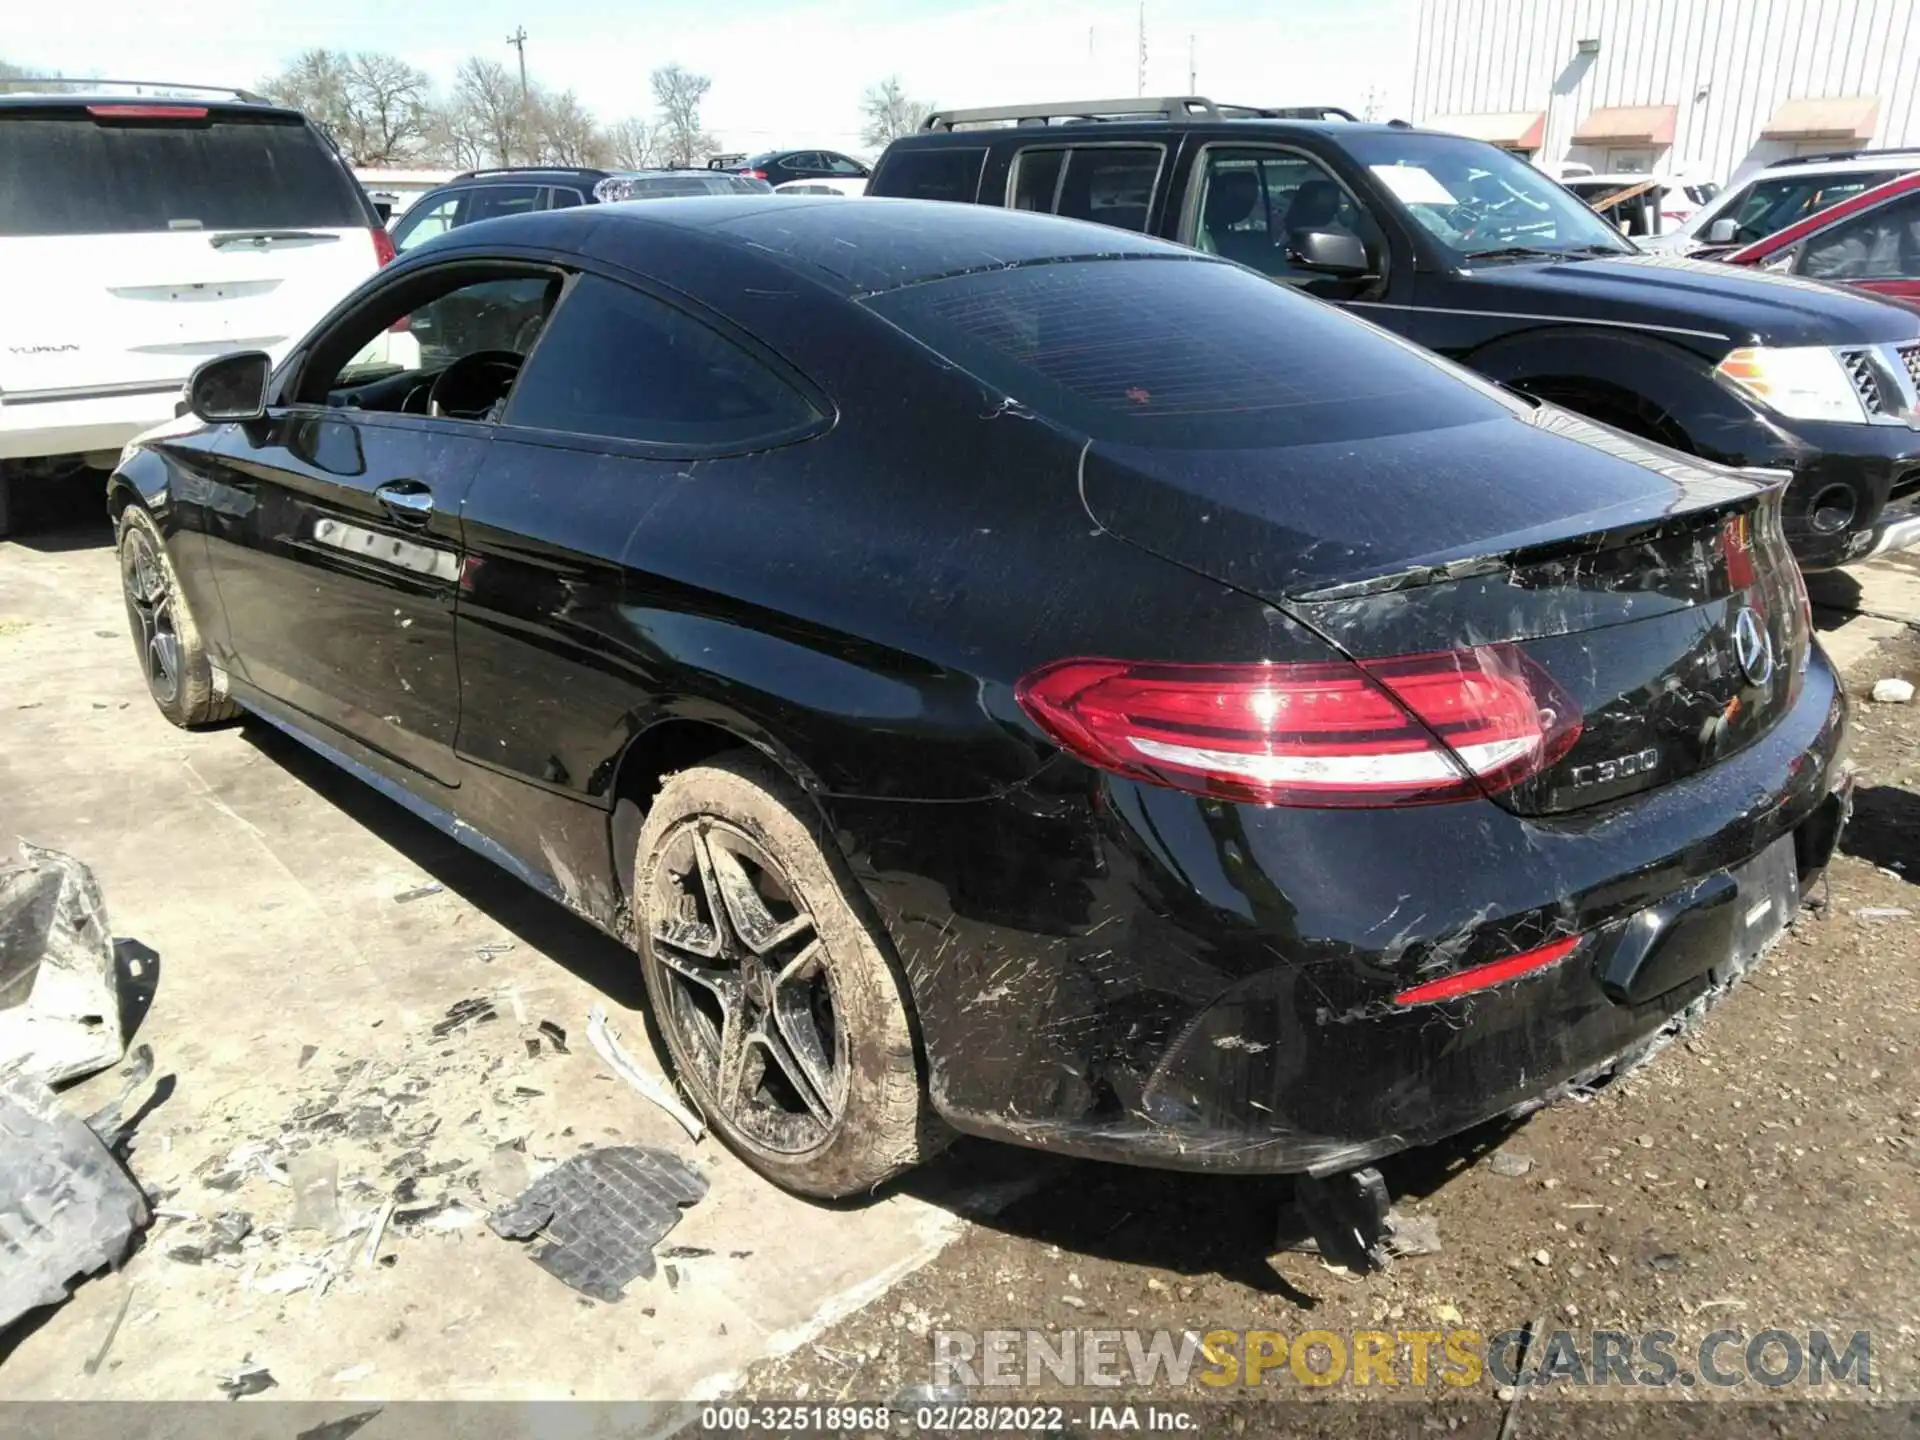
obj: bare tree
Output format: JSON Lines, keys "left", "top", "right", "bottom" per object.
{"left": 859, "top": 76, "right": 931, "bottom": 149}
{"left": 451, "top": 56, "right": 529, "bottom": 167}
{"left": 651, "top": 62, "right": 715, "bottom": 168}
{"left": 607, "top": 116, "right": 664, "bottom": 170}
{"left": 342, "top": 53, "right": 433, "bottom": 164}
{"left": 259, "top": 49, "right": 353, "bottom": 141}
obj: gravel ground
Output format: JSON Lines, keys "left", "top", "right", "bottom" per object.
{"left": 729, "top": 629, "right": 1920, "bottom": 1432}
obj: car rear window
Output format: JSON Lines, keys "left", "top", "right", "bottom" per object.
{"left": 874, "top": 147, "right": 987, "bottom": 204}
{"left": 0, "top": 107, "right": 368, "bottom": 236}
{"left": 862, "top": 256, "right": 1510, "bottom": 449}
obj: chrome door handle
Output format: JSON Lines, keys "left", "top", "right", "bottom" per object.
{"left": 375, "top": 481, "right": 434, "bottom": 524}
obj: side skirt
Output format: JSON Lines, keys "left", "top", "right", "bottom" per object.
{"left": 231, "top": 681, "right": 572, "bottom": 912}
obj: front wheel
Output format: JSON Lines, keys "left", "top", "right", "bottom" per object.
{"left": 117, "top": 504, "right": 236, "bottom": 729}
{"left": 632, "top": 754, "right": 946, "bottom": 1198}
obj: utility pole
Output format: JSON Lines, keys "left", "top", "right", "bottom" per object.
{"left": 506, "top": 26, "right": 529, "bottom": 102}
{"left": 1188, "top": 33, "right": 1196, "bottom": 93}
{"left": 1136, "top": 0, "right": 1147, "bottom": 97}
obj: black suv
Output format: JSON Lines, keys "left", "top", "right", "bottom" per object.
{"left": 389, "top": 166, "right": 768, "bottom": 255}
{"left": 869, "top": 96, "right": 1920, "bottom": 569}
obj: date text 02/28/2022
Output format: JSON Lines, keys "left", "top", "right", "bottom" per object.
{"left": 698, "top": 1405, "right": 1196, "bottom": 1431}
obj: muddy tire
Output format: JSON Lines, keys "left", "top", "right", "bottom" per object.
{"left": 117, "top": 504, "right": 237, "bottom": 729}
{"left": 633, "top": 752, "right": 947, "bottom": 1198}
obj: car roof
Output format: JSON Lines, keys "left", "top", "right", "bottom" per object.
{"left": 1752, "top": 153, "right": 1920, "bottom": 178}
{"left": 1729, "top": 169, "right": 1920, "bottom": 261}
{"left": 887, "top": 117, "right": 1409, "bottom": 148}
{"left": 451, "top": 166, "right": 613, "bottom": 184}
{"left": 427, "top": 194, "right": 1192, "bottom": 294}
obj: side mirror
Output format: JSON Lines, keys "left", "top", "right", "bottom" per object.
{"left": 187, "top": 350, "right": 271, "bottom": 423}
{"left": 1707, "top": 217, "right": 1740, "bottom": 245}
{"left": 1288, "top": 228, "right": 1373, "bottom": 278}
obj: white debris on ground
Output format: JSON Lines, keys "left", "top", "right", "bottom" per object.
{"left": 1871, "top": 677, "right": 1914, "bottom": 704}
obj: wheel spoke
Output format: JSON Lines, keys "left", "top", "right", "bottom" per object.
{"left": 768, "top": 990, "right": 836, "bottom": 1124}
{"left": 150, "top": 632, "right": 181, "bottom": 689}
{"left": 712, "top": 1011, "right": 761, "bottom": 1118}
{"left": 704, "top": 836, "right": 813, "bottom": 954}
{"left": 649, "top": 940, "right": 739, "bottom": 1000}
{"left": 690, "top": 827, "right": 738, "bottom": 956}
{"left": 772, "top": 939, "right": 826, "bottom": 989}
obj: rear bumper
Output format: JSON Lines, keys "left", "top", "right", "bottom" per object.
{"left": 832, "top": 651, "right": 1849, "bottom": 1174}
{"left": 0, "top": 383, "right": 187, "bottom": 463}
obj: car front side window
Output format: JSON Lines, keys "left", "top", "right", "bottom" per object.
{"left": 1193, "top": 148, "right": 1382, "bottom": 281}
{"left": 391, "top": 192, "right": 461, "bottom": 252}
{"left": 1797, "top": 192, "right": 1920, "bottom": 280}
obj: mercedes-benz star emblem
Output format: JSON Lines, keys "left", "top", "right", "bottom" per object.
{"left": 1732, "top": 608, "right": 1775, "bottom": 687}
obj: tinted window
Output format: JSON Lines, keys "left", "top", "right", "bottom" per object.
{"left": 548, "top": 187, "right": 586, "bottom": 209}
{"left": 503, "top": 274, "right": 817, "bottom": 447}
{"left": 1195, "top": 148, "right": 1383, "bottom": 279}
{"left": 1799, "top": 191, "right": 1920, "bottom": 279}
{"left": 1053, "top": 147, "right": 1162, "bottom": 232}
{"left": 0, "top": 108, "right": 366, "bottom": 236}
{"left": 864, "top": 256, "right": 1506, "bottom": 449}
{"left": 879, "top": 147, "right": 987, "bottom": 203}
{"left": 463, "top": 185, "right": 544, "bottom": 223}
{"left": 825, "top": 154, "right": 868, "bottom": 176}
{"left": 1010, "top": 150, "right": 1065, "bottom": 211}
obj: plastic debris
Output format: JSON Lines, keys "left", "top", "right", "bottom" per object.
{"left": 587, "top": 1005, "right": 704, "bottom": 1141}
{"left": 0, "top": 1068, "right": 151, "bottom": 1329}
{"left": 1870, "top": 677, "right": 1914, "bottom": 704}
{"left": 392, "top": 882, "right": 444, "bottom": 903}
{"left": 287, "top": 1152, "right": 341, "bottom": 1234}
{"left": 538, "top": 1020, "right": 569, "bottom": 1054}
{"left": 217, "top": 1362, "right": 278, "bottom": 1399}
{"left": 0, "top": 843, "right": 128, "bottom": 1084}
{"left": 361, "top": 1199, "right": 396, "bottom": 1267}
{"left": 488, "top": 1146, "right": 707, "bottom": 1302}
{"left": 1854, "top": 907, "right": 1912, "bottom": 921}
{"left": 431, "top": 998, "right": 497, "bottom": 1039}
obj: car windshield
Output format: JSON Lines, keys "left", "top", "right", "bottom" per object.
{"left": 1341, "top": 131, "right": 1636, "bottom": 261}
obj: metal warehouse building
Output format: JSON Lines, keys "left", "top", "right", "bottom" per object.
{"left": 1410, "top": 0, "right": 1920, "bottom": 183}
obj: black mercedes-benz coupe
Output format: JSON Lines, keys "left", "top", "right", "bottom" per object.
{"left": 110, "top": 197, "right": 1851, "bottom": 1201}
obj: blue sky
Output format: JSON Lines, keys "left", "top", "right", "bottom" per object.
{"left": 8, "top": 0, "right": 1418, "bottom": 156}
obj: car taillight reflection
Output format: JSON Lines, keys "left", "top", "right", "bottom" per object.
{"left": 371, "top": 227, "right": 397, "bottom": 267}
{"left": 1016, "top": 647, "right": 1582, "bottom": 808}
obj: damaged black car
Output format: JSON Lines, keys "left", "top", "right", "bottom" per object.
{"left": 109, "top": 198, "right": 1850, "bottom": 1200}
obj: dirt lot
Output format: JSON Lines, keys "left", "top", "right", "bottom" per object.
{"left": 3, "top": 484, "right": 1917, "bottom": 1429}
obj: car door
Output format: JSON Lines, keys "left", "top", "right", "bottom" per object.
{"left": 199, "top": 261, "right": 560, "bottom": 786}
{"left": 1171, "top": 143, "right": 1394, "bottom": 303}
{"left": 1793, "top": 190, "right": 1920, "bottom": 300}
{"left": 452, "top": 269, "right": 827, "bottom": 864}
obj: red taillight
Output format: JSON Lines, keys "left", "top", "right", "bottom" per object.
{"left": 1392, "top": 935, "right": 1583, "bottom": 1006}
{"left": 87, "top": 103, "right": 208, "bottom": 120}
{"left": 1014, "top": 646, "right": 1581, "bottom": 808}
{"left": 370, "top": 227, "right": 397, "bottom": 267}
{"left": 747, "top": 169, "right": 768, "bottom": 180}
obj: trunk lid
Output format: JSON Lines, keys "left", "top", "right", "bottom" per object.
{"left": 1081, "top": 407, "right": 1809, "bottom": 815}
{"left": 0, "top": 103, "right": 379, "bottom": 399}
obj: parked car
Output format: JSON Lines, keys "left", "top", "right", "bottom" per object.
{"left": 869, "top": 97, "right": 1920, "bottom": 568}
{"left": 1641, "top": 149, "right": 1920, "bottom": 257}
{"left": 111, "top": 197, "right": 1849, "bottom": 1202}
{"left": 1724, "top": 171, "right": 1920, "bottom": 302}
{"left": 0, "top": 82, "right": 390, "bottom": 535}
{"left": 388, "top": 167, "right": 771, "bottom": 255}
{"left": 774, "top": 178, "right": 867, "bottom": 197}
{"left": 722, "top": 149, "right": 871, "bottom": 187}
{"left": 1563, "top": 171, "right": 1716, "bottom": 238}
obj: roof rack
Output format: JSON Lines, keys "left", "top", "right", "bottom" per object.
{"left": 452, "top": 165, "right": 609, "bottom": 181}
{"left": 0, "top": 77, "right": 269, "bottom": 103}
{"left": 1769, "top": 147, "right": 1920, "bottom": 168}
{"left": 920, "top": 96, "right": 1359, "bottom": 131}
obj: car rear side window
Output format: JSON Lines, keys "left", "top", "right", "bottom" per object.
{"left": 863, "top": 256, "right": 1509, "bottom": 450}
{"left": 877, "top": 147, "right": 987, "bottom": 203}
{"left": 0, "top": 108, "right": 366, "bottom": 236}
{"left": 1008, "top": 146, "right": 1162, "bottom": 233}
{"left": 503, "top": 273, "right": 818, "bottom": 449}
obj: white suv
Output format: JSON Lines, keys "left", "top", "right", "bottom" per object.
{"left": 0, "top": 84, "right": 390, "bottom": 533}
{"left": 1639, "top": 149, "right": 1920, "bottom": 255}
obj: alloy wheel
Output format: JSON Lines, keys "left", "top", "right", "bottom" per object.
{"left": 645, "top": 818, "right": 846, "bottom": 1153}
{"left": 121, "top": 528, "right": 182, "bottom": 707}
